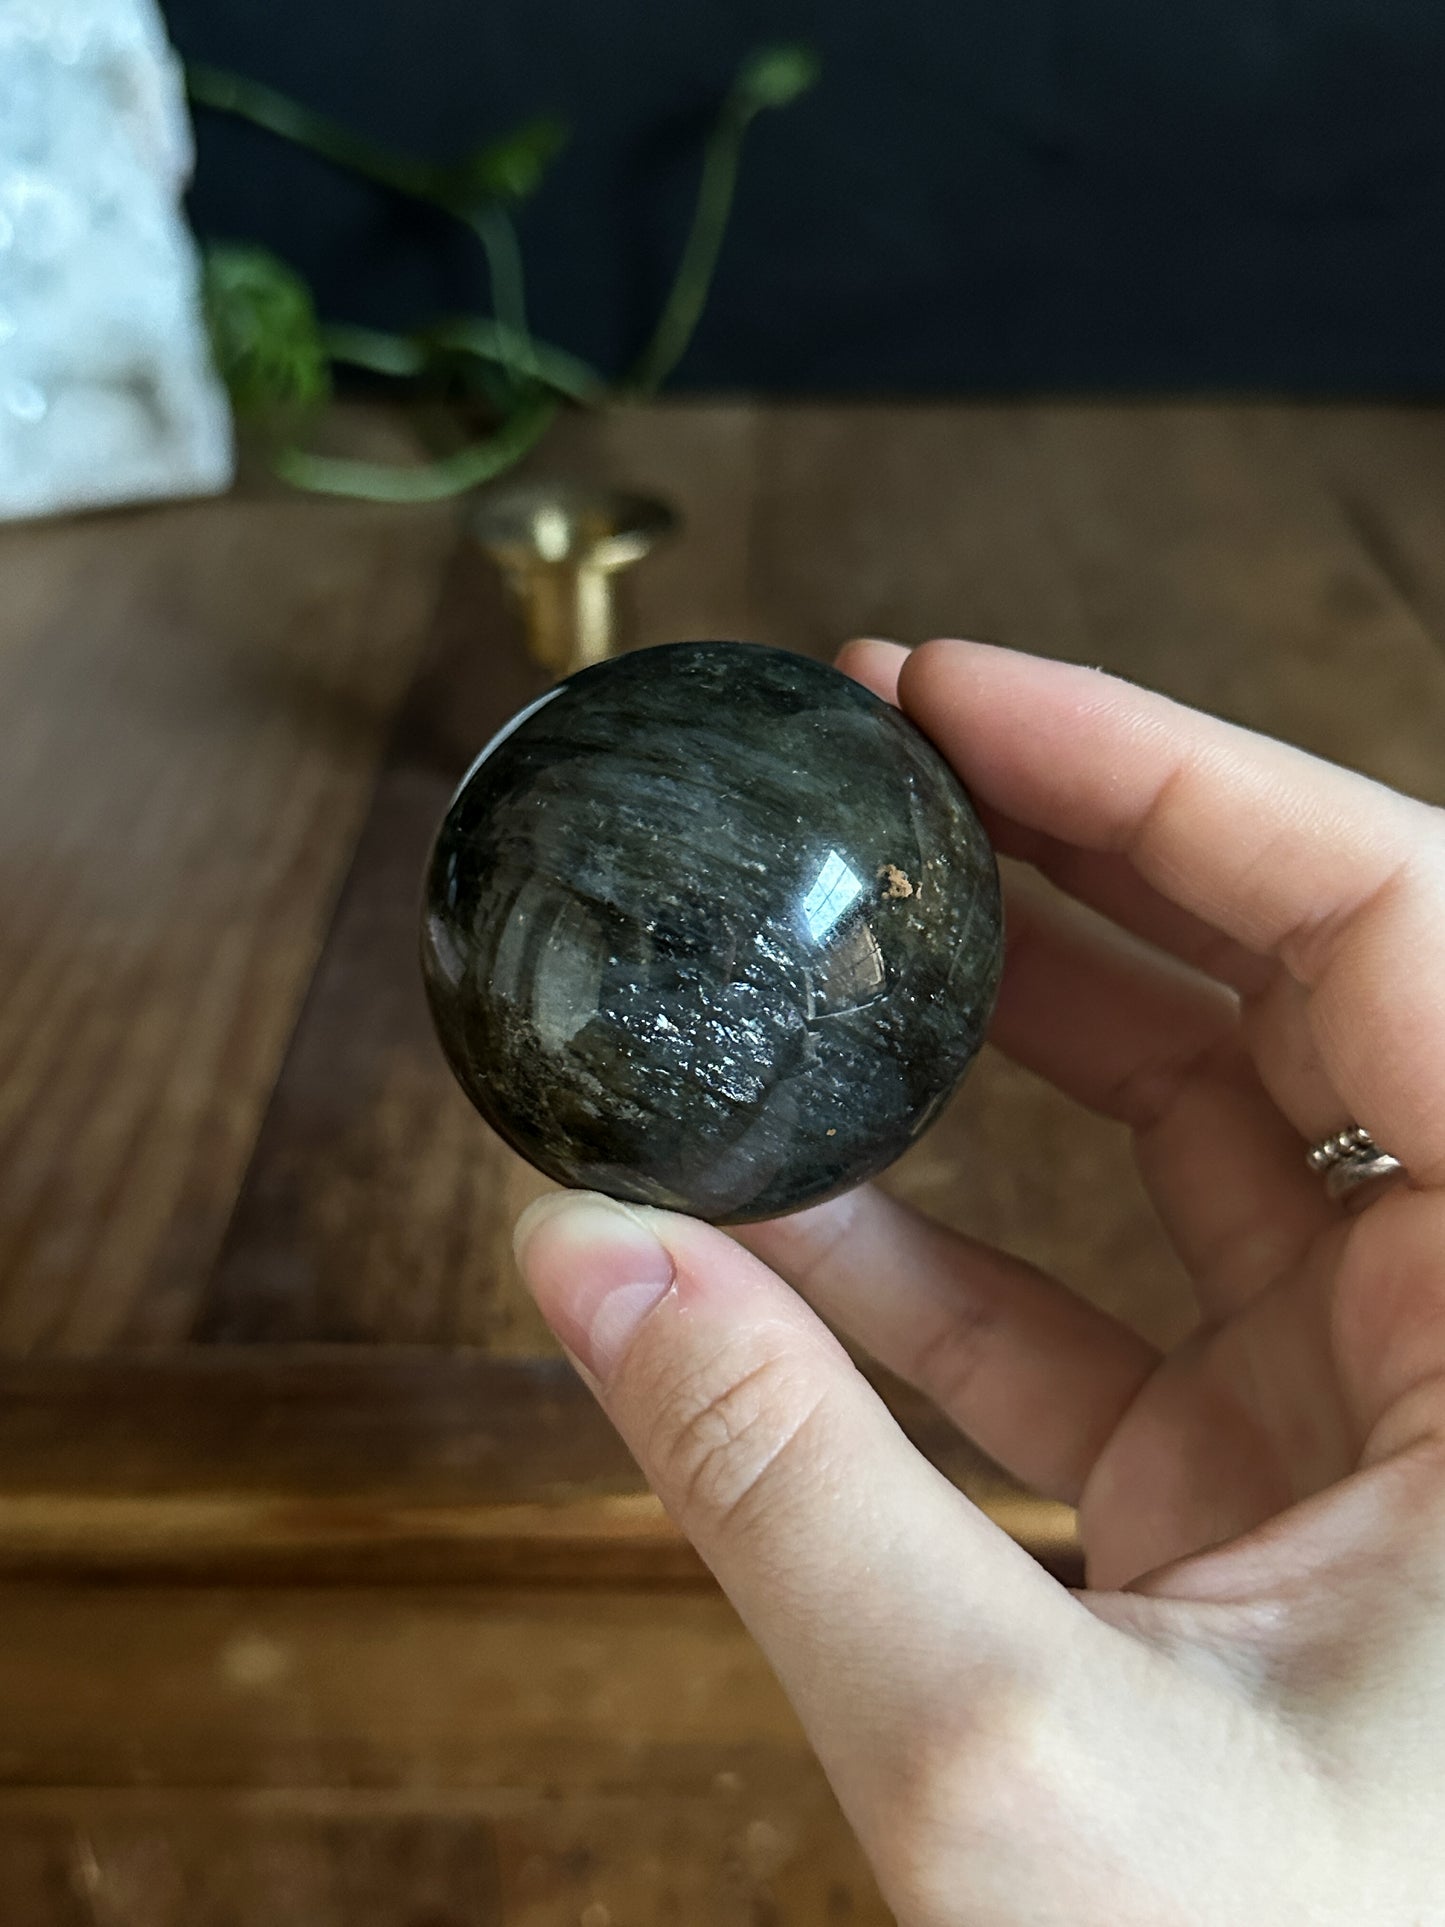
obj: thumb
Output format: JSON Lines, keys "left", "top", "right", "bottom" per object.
{"left": 514, "top": 1190, "right": 1093, "bottom": 1809}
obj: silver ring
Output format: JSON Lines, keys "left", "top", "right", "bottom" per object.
{"left": 1307, "top": 1126, "right": 1405, "bottom": 1203}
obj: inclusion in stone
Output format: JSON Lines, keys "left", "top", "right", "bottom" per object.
{"left": 421, "top": 640, "right": 1002, "bottom": 1223}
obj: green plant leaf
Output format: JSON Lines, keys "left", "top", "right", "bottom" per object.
{"left": 733, "top": 43, "right": 821, "bottom": 114}
{"left": 443, "top": 116, "right": 568, "bottom": 209}
{"left": 201, "top": 242, "right": 332, "bottom": 420}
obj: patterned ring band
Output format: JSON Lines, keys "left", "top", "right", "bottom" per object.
{"left": 1306, "top": 1126, "right": 1406, "bottom": 1203}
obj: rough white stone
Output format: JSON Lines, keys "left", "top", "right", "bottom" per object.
{"left": 0, "top": 0, "right": 234, "bottom": 520}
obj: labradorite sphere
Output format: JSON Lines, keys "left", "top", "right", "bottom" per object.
{"left": 421, "top": 641, "right": 1002, "bottom": 1223}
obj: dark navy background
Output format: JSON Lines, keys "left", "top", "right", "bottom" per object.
{"left": 168, "top": 0, "right": 1445, "bottom": 392}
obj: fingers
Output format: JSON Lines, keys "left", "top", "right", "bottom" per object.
{"left": 997, "top": 870, "right": 1334, "bottom": 1307}
{"left": 840, "top": 639, "right": 1271, "bottom": 995}
{"left": 1328, "top": 1187, "right": 1445, "bottom": 1462}
{"left": 985, "top": 815, "right": 1274, "bottom": 998}
{"left": 514, "top": 1190, "right": 1092, "bottom": 1811}
{"left": 1239, "top": 969, "right": 1352, "bottom": 1149}
{"left": 899, "top": 640, "right": 1445, "bottom": 1182}
{"left": 837, "top": 635, "right": 910, "bottom": 700}
{"left": 737, "top": 1181, "right": 1157, "bottom": 1503}
{"left": 844, "top": 637, "right": 1332, "bottom": 1303}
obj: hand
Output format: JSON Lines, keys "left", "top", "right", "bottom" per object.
{"left": 514, "top": 639, "right": 1445, "bottom": 1926}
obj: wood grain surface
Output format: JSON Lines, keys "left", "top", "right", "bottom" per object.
{"left": 1, "top": 403, "right": 1444, "bottom": 1919}
{"left": 189, "top": 404, "right": 1445, "bottom": 1371}
{"left": 0, "top": 416, "right": 452, "bottom": 1355}
{"left": 0, "top": 1580, "right": 888, "bottom": 1919}
{"left": 199, "top": 405, "right": 762, "bottom": 1352}
{"left": 0, "top": 1789, "right": 885, "bottom": 1926}
{"left": 0, "top": 402, "right": 1442, "bottom": 1527}
{"left": 6, "top": 404, "right": 1443, "bottom": 1374}
{"left": 0, "top": 1350, "right": 1076, "bottom": 1584}
{"left": 0, "top": 1584, "right": 808, "bottom": 1788}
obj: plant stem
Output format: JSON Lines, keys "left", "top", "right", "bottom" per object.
{"left": 187, "top": 63, "right": 440, "bottom": 202}
{"left": 325, "top": 317, "right": 602, "bottom": 402}
{"left": 189, "top": 63, "right": 594, "bottom": 400}
{"left": 423, "top": 318, "right": 603, "bottom": 403}
{"left": 629, "top": 95, "right": 756, "bottom": 393}
{"left": 273, "top": 396, "right": 558, "bottom": 503}
{"left": 322, "top": 324, "right": 428, "bottom": 377}
{"left": 471, "top": 207, "right": 533, "bottom": 374}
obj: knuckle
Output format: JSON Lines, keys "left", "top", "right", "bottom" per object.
{"left": 641, "top": 1339, "right": 828, "bottom": 1535}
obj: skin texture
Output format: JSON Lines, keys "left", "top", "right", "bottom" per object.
{"left": 514, "top": 639, "right": 1445, "bottom": 1926}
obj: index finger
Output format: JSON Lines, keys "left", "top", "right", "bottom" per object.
{"left": 898, "top": 639, "right": 1445, "bottom": 1184}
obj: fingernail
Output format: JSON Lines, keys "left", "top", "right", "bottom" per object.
{"left": 513, "top": 1192, "right": 675, "bottom": 1378}
{"left": 837, "top": 636, "right": 910, "bottom": 659}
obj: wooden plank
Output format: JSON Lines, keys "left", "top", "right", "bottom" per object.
{"left": 0, "top": 1576, "right": 884, "bottom": 1922}
{"left": 749, "top": 401, "right": 1189, "bottom": 1344}
{"left": 1298, "top": 403, "right": 1445, "bottom": 667}
{"left": 0, "top": 421, "right": 454, "bottom": 1356}
{"left": 0, "top": 1817, "right": 93, "bottom": 1927}
{"left": 198, "top": 399, "right": 1177, "bottom": 1358}
{"left": 0, "top": 1584, "right": 813, "bottom": 1790}
{"left": 0, "top": 1352, "right": 1078, "bottom": 1584}
{"left": 6, "top": 400, "right": 1440, "bottom": 1578}
{"left": 1025, "top": 403, "right": 1445, "bottom": 798}
{"left": 196, "top": 542, "right": 557, "bottom": 1349}
{"left": 0, "top": 1792, "right": 886, "bottom": 1925}
{"left": 493, "top": 1779, "right": 881, "bottom": 1926}
{"left": 12, "top": 402, "right": 1438, "bottom": 1363}
{"left": 0, "top": 1811, "right": 503, "bottom": 1927}
{"left": 749, "top": 400, "right": 1445, "bottom": 1346}
{"left": 745, "top": 400, "right": 1445, "bottom": 781}
{"left": 5, "top": 400, "right": 1440, "bottom": 1361}
{"left": 197, "top": 405, "right": 762, "bottom": 1350}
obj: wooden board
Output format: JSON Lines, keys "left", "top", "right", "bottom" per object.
{"left": 1, "top": 401, "right": 1444, "bottom": 1585}
{"left": 0, "top": 1583, "right": 797, "bottom": 1788}
{"left": 743, "top": 400, "right": 1445, "bottom": 1338}
{"left": 0, "top": 1351, "right": 1077, "bottom": 1585}
{"left": 0, "top": 1792, "right": 886, "bottom": 1925}
{"left": 0, "top": 416, "right": 453, "bottom": 1354}
{"left": 198, "top": 405, "right": 763, "bottom": 1352}
{"left": 2, "top": 400, "right": 1445, "bottom": 1913}
{"left": 189, "top": 404, "right": 1445, "bottom": 1373}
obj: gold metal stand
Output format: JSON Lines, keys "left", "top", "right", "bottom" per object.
{"left": 472, "top": 482, "right": 677, "bottom": 678}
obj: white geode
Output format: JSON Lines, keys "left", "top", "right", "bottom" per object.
{"left": 0, "top": 0, "right": 234, "bottom": 520}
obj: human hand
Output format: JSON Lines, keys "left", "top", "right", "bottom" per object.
{"left": 514, "top": 639, "right": 1445, "bottom": 1925}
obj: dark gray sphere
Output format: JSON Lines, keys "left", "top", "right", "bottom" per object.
{"left": 421, "top": 641, "right": 1002, "bottom": 1223}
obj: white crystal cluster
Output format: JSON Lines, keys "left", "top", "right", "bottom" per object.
{"left": 0, "top": 0, "right": 233, "bottom": 519}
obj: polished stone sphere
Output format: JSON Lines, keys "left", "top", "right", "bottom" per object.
{"left": 421, "top": 641, "right": 1002, "bottom": 1223}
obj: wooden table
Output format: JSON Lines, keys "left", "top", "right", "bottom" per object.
{"left": 1, "top": 401, "right": 1443, "bottom": 1921}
